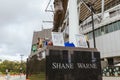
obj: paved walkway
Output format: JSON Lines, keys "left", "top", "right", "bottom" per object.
{"left": 1, "top": 76, "right": 120, "bottom": 80}
{"left": 0, "top": 77, "right": 4, "bottom": 80}
{"left": 0, "top": 75, "right": 25, "bottom": 80}
{"left": 103, "top": 77, "right": 120, "bottom": 80}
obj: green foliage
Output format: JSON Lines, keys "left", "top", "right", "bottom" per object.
{"left": 0, "top": 60, "right": 26, "bottom": 74}
{"left": 29, "top": 72, "right": 45, "bottom": 80}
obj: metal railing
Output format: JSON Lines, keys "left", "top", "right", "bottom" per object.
{"left": 102, "top": 66, "right": 120, "bottom": 77}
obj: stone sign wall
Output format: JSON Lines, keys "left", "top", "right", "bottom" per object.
{"left": 46, "top": 46, "right": 102, "bottom": 80}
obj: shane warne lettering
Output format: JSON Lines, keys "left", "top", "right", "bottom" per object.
{"left": 52, "top": 62, "right": 97, "bottom": 69}
{"left": 52, "top": 62, "right": 74, "bottom": 69}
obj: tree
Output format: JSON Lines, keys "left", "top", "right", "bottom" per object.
{"left": 0, "top": 60, "right": 26, "bottom": 74}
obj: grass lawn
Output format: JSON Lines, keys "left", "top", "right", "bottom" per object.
{"left": 29, "top": 72, "right": 45, "bottom": 80}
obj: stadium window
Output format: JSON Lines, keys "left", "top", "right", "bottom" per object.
{"left": 112, "top": 23, "right": 115, "bottom": 32}
{"left": 98, "top": 28, "right": 101, "bottom": 36}
{"left": 95, "top": 28, "right": 102, "bottom": 37}
{"left": 95, "top": 30, "right": 98, "bottom": 37}
{"left": 108, "top": 23, "right": 114, "bottom": 33}
{"left": 101, "top": 26, "right": 105, "bottom": 35}
{"left": 114, "top": 22, "right": 118, "bottom": 31}
{"left": 105, "top": 25, "right": 109, "bottom": 34}
{"left": 118, "top": 21, "right": 120, "bottom": 30}
{"left": 86, "top": 21, "right": 120, "bottom": 40}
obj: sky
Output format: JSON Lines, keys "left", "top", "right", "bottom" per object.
{"left": 0, "top": 0, "right": 53, "bottom": 61}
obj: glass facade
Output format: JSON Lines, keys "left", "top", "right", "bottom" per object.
{"left": 86, "top": 20, "right": 120, "bottom": 39}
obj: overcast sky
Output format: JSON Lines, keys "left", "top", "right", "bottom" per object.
{"left": 0, "top": 0, "right": 53, "bottom": 61}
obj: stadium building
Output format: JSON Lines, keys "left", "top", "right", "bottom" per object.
{"left": 60, "top": 0, "right": 120, "bottom": 66}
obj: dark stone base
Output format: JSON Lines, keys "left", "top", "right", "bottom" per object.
{"left": 46, "top": 46, "right": 102, "bottom": 80}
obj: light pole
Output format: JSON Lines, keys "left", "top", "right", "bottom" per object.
{"left": 20, "top": 54, "right": 24, "bottom": 74}
{"left": 86, "top": 2, "right": 96, "bottom": 48}
{"left": 90, "top": 5, "right": 96, "bottom": 48}
{"left": 20, "top": 54, "right": 24, "bottom": 66}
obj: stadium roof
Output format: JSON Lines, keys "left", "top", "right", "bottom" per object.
{"left": 53, "top": 0, "right": 120, "bottom": 31}
{"left": 79, "top": 0, "right": 120, "bottom": 22}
